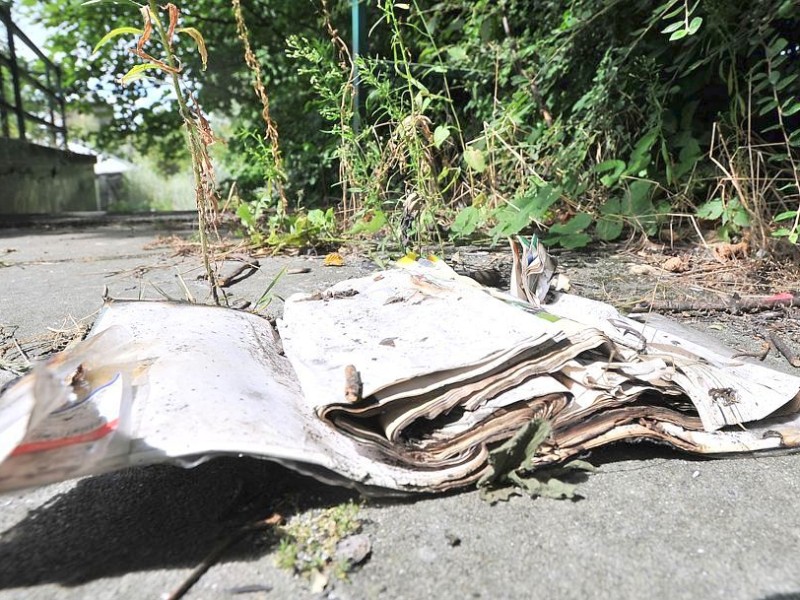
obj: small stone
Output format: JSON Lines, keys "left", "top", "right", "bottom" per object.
{"left": 335, "top": 533, "right": 371, "bottom": 566}
{"left": 287, "top": 266, "right": 312, "bottom": 275}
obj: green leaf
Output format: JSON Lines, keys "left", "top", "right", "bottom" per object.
{"left": 451, "top": 205, "right": 482, "bottom": 238}
{"left": 92, "top": 26, "right": 143, "bottom": 55}
{"left": 782, "top": 101, "right": 800, "bottom": 117}
{"left": 433, "top": 125, "right": 450, "bottom": 148}
{"left": 119, "top": 63, "right": 161, "bottom": 84}
{"left": 489, "top": 206, "right": 531, "bottom": 239}
{"left": 348, "top": 210, "right": 387, "bottom": 235}
{"left": 555, "top": 233, "right": 592, "bottom": 249}
{"left": 767, "top": 37, "right": 789, "bottom": 59}
{"left": 626, "top": 180, "right": 655, "bottom": 215}
{"left": 463, "top": 147, "right": 486, "bottom": 173}
{"left": 478, "top": 420, "right": 551, "bottom": 488}
{"left": 563, "top": 459, "right": 597, "bottom": 473}
{"left": 237, "top": 203, "right": 255, "bottom": 229}
{"left": 524, "top": 184, "right": 561, "bottom": 220}
{"left": 661, "top": 1, "right": 685, "bottom": 19}
{"left": 661, "top": 21, "right": 683, "bottom": 34}
{"left": 776, "top": 73, "right": 799, "bottom": 91}
{"left": 596, "top": 216, "right": 623, "bottom": 241}
{"left": 599, "top": 197, "right": 622, "bottom": 215}
{"left": 479, "top": 485, "right": 521, "bottom": 504}
{"left": 669, "top": 29, "right": 688, "bottom": 41}
{"left": 687, "top": 16, "right": 703, "bottom": 35}
{"left": 82, "top": 0, "right": 140, "bottom": 6}
{"left": 774, "top": 210, "right": 799, "bottom": 222}
{"left": 732, "top": 208, "right": 750, "bottom": 227}
{"left": 447, "top": 46, "right": 468, "bottom": 61}
{"left": 593, "top": 159, "right": 626, "bottom": 187}
{"left": 510, "top": 473, "right": 579, "bottom": 500}
{"left": 626, "top": 129, "right": 659, "bottom": 175}
{"left": 549, "top": 213, "right": 592, "bottom": 235}
{"left": 696, "top": 199, "right": 723, "bottom": 220}
{"left": 758, "top": 99, "right": 779, "bottom": 117}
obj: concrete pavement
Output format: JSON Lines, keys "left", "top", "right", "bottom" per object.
{"left": 1, "top": 221, "right": 799, "bottom": 600}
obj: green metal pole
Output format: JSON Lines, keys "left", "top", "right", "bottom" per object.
{"left": 351, "top": 0, "right": 366, "bottom": 132}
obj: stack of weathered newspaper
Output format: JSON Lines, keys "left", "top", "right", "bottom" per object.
{"left": 1, "top": 238, "right": 799, "bottom": 494}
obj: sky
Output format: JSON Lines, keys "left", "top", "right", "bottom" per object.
{"left": 8, "top": 4, "right": 52, "bottom": 62}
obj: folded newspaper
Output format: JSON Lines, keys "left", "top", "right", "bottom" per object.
{"left": 1, "top": 237, "right": 799, "bottom": 495}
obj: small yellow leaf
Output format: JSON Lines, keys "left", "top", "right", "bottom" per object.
{"left": 119, "top": 63, "right": 161, "bottom": 85}
{"left": 323, "top": 252, "right": 345, "bottom": 267}
{"left": 395, "top": 251, "right": 419, "bottom": 266}
{"left": 178, "top": 27, "right": 208, "bottom": 70}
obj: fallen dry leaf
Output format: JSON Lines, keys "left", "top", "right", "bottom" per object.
{"left": 662, "top": 256, "right": 688, "bottom": 273}
{"left": 324, "top": 252, "right": 345, "bottom": 267}
{"left": 711, "top": 240, "right": 748, "bottom": 263}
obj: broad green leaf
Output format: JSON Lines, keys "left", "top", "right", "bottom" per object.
{"left": 447, "top": 46, "right": 468, "bottom": 61}
{"left": 451, "top": 205, "right": 482, "bottom": 237}
{"left": 433, "top": 125, "right": 450, "bottom": 148}
{"left": 348, "top": 210, "right": 387, "bottom": 235}
{"left": 178, "top": 27, "right": 208, "bottom": 70}
{"left": 490, "top": 205, "right": 532, "bottom": 239}
{"left": 599, "top": 198, "right": 622, "bottom": 215}
{"left": 626, "top": 180, "right": 655, "bottom": 215}
{"left": 732, "top": 208, "right": 751, "bottom": 227}
{"left": 687, "top": 16, "right": 703, "bottom": 35}
{"left": 596, "top": 216, "right": 623, "bottom": 241}
{"left": 237, "top": 203, "right": 255, "bottom": 228}
{"left": 119, "top": 63, "right": 161, "bottom": 84}
{"left": 556, "top": 233, "right": 592, "bottom": 249}
{"left": 661, "top": 21, "right": 683, "bottom": 34}
{"left": 524, "top": 184, "right": 560, "bottom": 220}
{"left": 696, "top": 199, "right": 723, "bottom": 220}
{"left": 92, "top": 27, "right": 143, "bottom": 55}
{"left": 463, "top": 147, "right": 486, "bottom": 173}
{"left": 549, "top": 213, "right": 592, "bottom": 235}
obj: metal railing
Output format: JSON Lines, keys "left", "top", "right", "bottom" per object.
{"left": 0, "top": 5, "right": 67, "bottom": 149}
